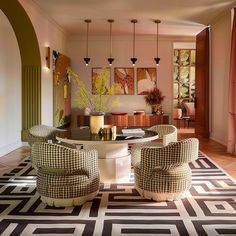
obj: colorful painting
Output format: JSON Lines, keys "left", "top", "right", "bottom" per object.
{"left": 92, "top": 67, "right": 110, "bottom": 95}
{"left": 114, "top": 68, "right": 134, "bottom": 95}
{"left": 52, "top": 50, "right": 71, "bottom": 128}
{"left": 137, "top": 68, "right": 157, "bottom": 95}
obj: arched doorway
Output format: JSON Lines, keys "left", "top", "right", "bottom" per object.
{"left": 0, "top": 0, "right": 41, "bottom": 141}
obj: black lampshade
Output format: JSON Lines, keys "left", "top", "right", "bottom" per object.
{"left": 154, "top": 57, "right": 160, "bottom": 66}
{"left": 130, "top": 57, "right": 137, "bottom": 66}
{"left": 108, "top": 57, "right": 114, "bottom": 66}
{"left": 84, "top": 57, "right": 90, "bottom": 66}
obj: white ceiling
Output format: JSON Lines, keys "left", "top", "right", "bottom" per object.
{"left": 32, "top": 0, "right": 236, "bottom": 36}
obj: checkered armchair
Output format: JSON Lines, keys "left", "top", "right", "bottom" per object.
{"left": 134, "top": 138, "right": 199, "bottom": 201}
{"left": 28, "top": 125, "right": 59, "bottom": 146}
{"left": 131, "top": 125, "right": 177, "bottom": 166}
{"left": 147, "top": 125, "right": 177, "bottom": 146}
{"left": 31, "top": 143, "right": 100, "bottom": 207}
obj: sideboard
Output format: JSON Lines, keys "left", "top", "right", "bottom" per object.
{"left": 77, "top": 114, "right": 169, "bottom": 127}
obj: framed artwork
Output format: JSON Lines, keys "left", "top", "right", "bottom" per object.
{"left": 52, "top": 50, "right": 71, "bottom": 128}
{"left": 92, "top": 67, "right": 110, "bottom": 95}
{"left": 137, "top": 68, "right": 157, "bottom": 95}
{"left": 114, "top": 67, "right": 134, "bottom": 95}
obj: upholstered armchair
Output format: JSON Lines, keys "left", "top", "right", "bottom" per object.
{"left": 31, "top": 143, "right": 100, "bottom": 207}
{"left": 28, "top": 125, "right": 59, "bottom": 146}
{"left": 133, "top": 138, "right": 199, "bottom": 201}
{"left": 131, "top": 125, "right": 177, "bottom": 166}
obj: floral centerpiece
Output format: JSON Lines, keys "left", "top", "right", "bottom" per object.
{"left": 67, "top": 67, "right": 120, "bottom": 133}
{"left": 144, "top": 87, "right": 165, "bottom": 114}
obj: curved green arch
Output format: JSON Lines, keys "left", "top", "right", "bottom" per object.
{"left": 0, "top": 0, "right": 41, "bottom": 140}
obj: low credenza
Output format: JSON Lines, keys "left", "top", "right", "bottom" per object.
{"left": 77, "top": 114, "right": 169, "bottom": 127}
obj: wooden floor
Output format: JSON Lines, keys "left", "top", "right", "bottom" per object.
{"left": 0, "top": 128, "right": 236, "bottom": 179}
{"left": 178, "top": 128, "right": 236, "bottom": 179}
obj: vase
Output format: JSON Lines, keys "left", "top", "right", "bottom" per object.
{"left": 90, "top": 112, "right": 104, "bottom": 134}
{"left": 151, "top": 104, "right": 162, "bottom": 114}
{"left": 173, "top": 108, "right": 182, "bottom": 119}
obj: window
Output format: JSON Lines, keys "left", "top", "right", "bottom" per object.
{"left": 173, "top": 49, "right": 195, "bottom": 108}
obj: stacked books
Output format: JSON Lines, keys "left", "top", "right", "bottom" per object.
{"left": 122, "top": 128, "right": 145, "bottom": 136}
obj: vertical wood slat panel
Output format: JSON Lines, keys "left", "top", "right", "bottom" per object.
{"left": 21, "top": 65, "right": 41, "bottom": 140}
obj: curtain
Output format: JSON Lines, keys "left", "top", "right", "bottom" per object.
{"left": 227, "top": 8, "right": 236, "bottom": 154}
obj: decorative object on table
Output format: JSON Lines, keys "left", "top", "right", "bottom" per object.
{"left": 114, "top": 67, "right": 134, "bottom": 95}
{"left": 144, "top": 87, "right": 165, "bottom": 114}
{"left": 133, "top": 110, "right": 145, "bottom": 115}
{"left": 110, "top": 112, "right": 128, "bottom": 115}
{"left": 52, "top": 50, "right": 71, "bottom": 128}
{"left": 68, "top": 67, "right": 120, "bottom": 134}
{"left": 92, "top": 67, "right": 110, "bottom": 94}
{"left": 137, "top": 68, "right": 157, "bottom": 95}
{"left": 99, "top": 125, "right": 117, "bottom": 140}
{"left": 89, "top": 112, "right": 105, "bottom": 134}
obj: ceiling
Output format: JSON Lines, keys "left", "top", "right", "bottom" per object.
{"left": 32, "top": 0, "right": 236, "bottom": 36}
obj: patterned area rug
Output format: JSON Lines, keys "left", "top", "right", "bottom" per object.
{"left": 0, "top": 152, "right": 236, "bottom": 236}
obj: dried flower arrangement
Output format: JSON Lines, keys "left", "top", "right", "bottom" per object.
{"left": 144, "top": 87, "right": 165, "bottom": 105}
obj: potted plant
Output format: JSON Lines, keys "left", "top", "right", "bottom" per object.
{"left": 144, "top": 87, "right": 165, "bottom": 114}
{"left": 67, "top": 68, "right": 120, "bottom": 133}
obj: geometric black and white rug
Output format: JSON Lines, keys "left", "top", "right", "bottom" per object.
{"left": 0, "top": 152, "right": 236, "bottom": 236}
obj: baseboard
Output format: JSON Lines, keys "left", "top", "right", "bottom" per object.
{"left": 0, "top": 141, "right": 22, "bottom": 157}
{"left": 210, "top": 136, "right": 227, "bottom": 146}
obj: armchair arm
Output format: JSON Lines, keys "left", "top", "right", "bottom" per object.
{"left": 163, "top": 131, "right": 177, "bottom": 146}
{"left": 131, "top": 142, "right": 163, "bottom": 166}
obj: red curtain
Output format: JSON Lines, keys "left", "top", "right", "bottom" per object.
{"left": 227, "top": 8, "right": 236, "bottom": 154}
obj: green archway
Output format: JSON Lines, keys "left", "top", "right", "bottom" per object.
{"left": 0, "top": 0, "right": 41, "bottom": 140}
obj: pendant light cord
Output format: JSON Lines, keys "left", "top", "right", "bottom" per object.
{"left": 156, "top": 21, "right": 158, "bottom": 57}
{"left": 109, "top": 21, "right": 112, "bottom": 57}
{"left": 131, "top": 19, "right": 137, "bottom": 58}
{"left": 84, "top": 19, "right": 91, "bottom": 58}
{"left": 86, "top": 22, "right": 89, "bottom": 57}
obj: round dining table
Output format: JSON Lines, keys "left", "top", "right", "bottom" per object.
{"left": 56, "top": 128, "right": 159, "bottom": 183}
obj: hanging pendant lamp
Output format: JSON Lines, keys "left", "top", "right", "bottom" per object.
{"left": 84, "top": 19, "right": 91, "bottom": 66}
{"left": 154, "top": 19, "right": 161, "bottom": 66}
{"left": 107, "top": 19, "right": 114, "bottom": 66}
{"left": 130, "top": 19, "right": 138, "bottom": 66}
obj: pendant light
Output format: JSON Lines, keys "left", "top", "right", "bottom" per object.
{"left": 154, "top": 19, "right": 161, "bottom": 66}
{"left": 84, "top": 19, "right": 91, "bottom": 66}
{"left": 107, "top": 19, "right": 114, "bottom": 66}
{"left": 130, "top": 19, "right": 138, "bottom": 66}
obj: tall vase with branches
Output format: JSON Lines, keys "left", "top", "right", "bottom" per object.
{"left": 67, "top": 68, "right": 120, "bottom": 133}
